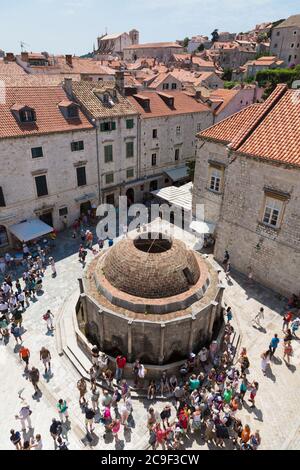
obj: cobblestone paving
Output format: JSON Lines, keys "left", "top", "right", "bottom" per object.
{"left": 1, "top": 228, "right": 299, "bottom": 450}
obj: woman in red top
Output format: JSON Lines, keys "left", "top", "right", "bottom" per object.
{"left": 155, "top": 424, "right": 166, "bottom": 450}
{"left": 115, "top": 355, "right": 127, "bottom": 383}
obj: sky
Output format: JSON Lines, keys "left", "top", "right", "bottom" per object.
{"left": 0, "top": 0, "right": 299, "bottom": 56}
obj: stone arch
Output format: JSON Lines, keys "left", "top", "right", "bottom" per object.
{"left": 85, "top": 321, "right": 100, "bottom": 348}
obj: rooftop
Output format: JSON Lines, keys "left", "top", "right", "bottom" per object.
{"left": 124, "top": 42, "right": 182, "bottom": 50}
{"left": 199, "top": 84, "right": 300, "bottom": 167}
{"left": 0, "top": 85, "right": 93, "bottom": 139}
{"left": 274, "top": 15, "right": 300, "bottom": 28}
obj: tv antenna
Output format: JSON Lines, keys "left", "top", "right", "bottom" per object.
{"left": 20, "top": 41, "right": 30, "bottom": 52}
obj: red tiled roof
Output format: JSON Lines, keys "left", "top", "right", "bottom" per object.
{"left": 128, "top": 90, "right": 209, "bottom": 118}
{"left": 209, "top": 88, "right": 239, "bottom": 115}
{"left": 0, "top": 59, "right": 26, "bottom": 76}
{"left": 0, "top": 86, "right": 93, "bottom": 139}
{"left": 199, "top": 84, "right": 300, "bottom": 167}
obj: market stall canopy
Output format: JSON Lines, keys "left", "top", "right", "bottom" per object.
{"left": 163, "top": 165, "right": 189, "bottom": 183}
{"left": 189, "top": 219, "right": 216, "bottom": 234}
{"left": 9, "top": 219, "right": 53, "bottom": 242}
{"left": 151, "top": 182, "right": 192, "bottom": 211}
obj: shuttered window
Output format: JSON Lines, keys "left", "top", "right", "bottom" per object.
{"left": 35, "top": 175, "right": 48, "bottom": 197}
{"left": 100, "top": 122, "right": 116, "bottom": 132}
{"left": 71, "top": 141, "right": 84, "bottom": 152}
{"left": 126, "top": 141, "right": 134, "bottom": 158}
{"left": 104, "top": 145, "right": 113, "bottom": 162}
{"left": 76, "top": 167, "right": 87, "bottom": 187}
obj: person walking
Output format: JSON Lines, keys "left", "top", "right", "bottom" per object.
{"left": 282, "top": 311, "right": 293, "bottom": 332}
{"left": 49, "top": 258, "right": 56, "bottom": 277}
{"left": 90, "top": 379, "right": 100, "bottom": 412}
{"left": 239, "top": 374, "right": 248, "bottom": 402}
{"left": 15, "top": 402, "right": 33, "bottom": 430}
{"left": 225, "top": 306, "right": 233, "bottom": 324}
{"left": 50, "top": 419, "right": 62, "bottom": 449}
{"left": 115, "top": 354, "right": 127, "bottom": 384}
{"left": 253, "top": 307, "right": 264, "bottom": 328}
{"left": 10, "top": 429, "right": 22, "bottom": 450}
{"left": 43, "top": 310, "right": 54, "bottom": 332}
{"left": 225, "top": 262, "right": 231, "bottom": 281}
{"left": 84, "top": 403, "right": 95, "bottom": 433}
{"left": 77, "top": 378, "right": 87, "bottom": 406}
{"left": 11, "top": 323, "right": 23, "bottom": 344}
{"left": 40, "top": 347, "right": 51, "bottom": 375}
{"left": 29, "top": 367, "right": 41, "bottom": 396}
{"left": 283, "top": 341, "right": 293, "bottom": 365}
{"left": 57, "top": 399, "right": 69, "bottom": 423}
{"left": 248, "top": 381, "right": 259, "bottom": 408}
{"left": 269, "top": 334, "right": 280, "bottom": 359}
{"left": 291, "top": 317, "right": 300, "bottom": 336}
{"left": 19, "top": 346, "right": 30, "bottom": 372}
{"left": 260, "top": 350, "right": 271, "bottom": 375}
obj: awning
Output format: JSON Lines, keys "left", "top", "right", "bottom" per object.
{"left": 151, "top": 182, "right": 193, "bottom": 211}
{"left": 189, "top": 220, "right": 216, "bottom": 234}
{"left": 164, "top": 165, "right": 189, "bottom": 183}
{"left": 74, "top": 193, "right": 96, "bottom": 203}
{"left": 9, "top": 219, "right": 53, "bottom": 242}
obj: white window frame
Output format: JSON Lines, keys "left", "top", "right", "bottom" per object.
{"left": 262, "top": 197, "right": 283, "bottom": 228}
{"left": 209, "top": 168, "right": 222, "bottom": 193}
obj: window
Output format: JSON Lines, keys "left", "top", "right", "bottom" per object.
{"left": 31, "top": 147, "right": 43, "bottom": 159}
{"left": 163, "top": 83, "right": 169, "bottom": 90}
{"left": 209, "top": 168, "right": 222, "bottom": 192}
{"left": 0, "top": 187, "right": 5, "bottom": 207}
{"left": 20, "top": 109, "right": 36, "bottom": 123}
{"left": 288, "top": 55, "right": 292, "bottom": 62}
{"left": 151, "top": 153, "right": 157, "bottom": 166}
{"left": 100, "top": 121, "right": 116, "bottom": 132}
{"left": 126, "top": 119, "right": 134, "bottom": 129}
{"left": 263, "top": 197, "right": 283, "bottom": 228}
{"left": 126, "top": 168, "right": 134, "bottom": 179}
{"left": 294, "top": 31, "right": 297, "bottom": 35}
{"left": 105, "top": 173, "right": 114, "bottom": 184}
{"left": 76, "top": 166, "right": 87, "bottom": 187}
{"left": 35, "top": 175, "right": 48, "bottom": 197}
{"left": 152, "top": 129, "right": 157, "bottom": 139}
{"left": 71, "top": 141, "right": 84, "bottom": 152}
{"left": 176, "top": 126, "right": 181, "bottom": 135}
{"left": 291, "top": 44, "right": 295, "bottom": 48}
{"left": 175, "top": 148, "right": 180, "bottom": 161}
{"left": 276, "top": 31, "right": 280, "bottom": 36}
{"left": 171, "top": 83, "right": 177, "bottom": 89}
{"left": 104, "top": 145, "right": 113, "bottom": 163}
{"left": 197, "top": 123, "right": 202, "bottom": 132}
{"left": 67, "top": 106, "right": 79, "bottom": 118}
{"left": 59, "top": 207, "right": 68, "bottom": 216}
{"left": 126, "top": 141, "right": 134, "bottom": 158}
{"left": 106, "top": 194, "right": 115, "bottom": 205}
{"left": 274, "top": 43, "right": 278, "bottom": 48}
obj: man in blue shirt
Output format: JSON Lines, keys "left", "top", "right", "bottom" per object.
{"left": 269, "top": 333, "right": 280, "bottom": 358}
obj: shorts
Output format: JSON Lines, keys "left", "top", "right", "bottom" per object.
{"left": 250, "top": 393, "right": 256, "bottom": 401}
{"left": 85, "top": 418, "right": 93, "bottom": 426}
{"left": 42, "top": 357, "right": 50, "bottom": 365}
{"left": 22, "top": 356, "right": 29, "bottom": 365}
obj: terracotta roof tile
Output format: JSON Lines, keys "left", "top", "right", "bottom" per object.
{"left": 0, "top": 85, "right": 93, "bottom": 139}
{"left": 199, "top": 84, "right": 300, "bottom": 167}
{"left": 72, "top": 81, "right": 138, "bottom": 118}
{"left": 128, "top": 90, "right": 209, "bottom": 118}
{"left": 124, "top": 42, "right": 182, "bottom": 50}
{"left": 0, "top": 59, "right": 26, "bottom": 76}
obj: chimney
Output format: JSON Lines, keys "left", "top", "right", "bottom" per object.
{"left": 115, "top": 70, "right": 125, "bottom": 96}
{"left": 21, "top": 52, "right": 29, "bottom": 63}
{"left": 64, "top": 78, "right": 73, "bottom": 98}
{"left": 65, "top": 54, "right": 73, "bottom": 67}
{"left": 5, "top": 52, "right": 15, "bottom": 62}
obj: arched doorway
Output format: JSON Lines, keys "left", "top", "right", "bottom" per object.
{"left": 126, "top": 188, "right": 134, "bottom": 206}
{"left": 0, "top": 225, "right": 8, "bottom": 248}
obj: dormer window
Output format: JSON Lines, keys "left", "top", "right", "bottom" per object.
{"left": 103, "top": 93, "right": 109, "bottom": 104}
{"left": 11, "top": 104, "right": 36, "bottom": 123}
{"left": 58, "top": 100, "right": 79, "bottom": 119}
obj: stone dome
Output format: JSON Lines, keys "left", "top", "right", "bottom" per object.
{"left": 101, "top": 232, "right": 200, "bottom": 299}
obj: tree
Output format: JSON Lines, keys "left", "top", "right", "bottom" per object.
{"left": 222, "top": 68, "right": 233, "bottom": 81}
{"left": 211, "top": 29, "right": 219, "bottom": 43}
{"left": 183, "top": 37, "right": 190, "bottom": 49}
{"left": 256, "top": 65, "right": 300, "bottom": 98}
{"left": 197, "top": 44, "right": 205, "bottom": 52}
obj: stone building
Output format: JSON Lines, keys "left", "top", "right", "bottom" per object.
{"left": 0, "top": 85, "right": 97, "bottom": 249}
{"left": 193, "top": 84, "right": 300, "bottom": 296}
{"left": 209, "top": 41, "right": 257, "bottom": 69}
{"left": 270, "top": 15, "right": 300, "bottom": 66}
{"left": 97, "top": 30, "right": 139, "bottom": 56}
{"left": 69, "top": 76, "right": 140, "bottom": 207}
{"left": 123, "top": 42, "right": 184, "bottom": 63}
{"left": 127, "top": 90, "right": 213, "bottom": 200}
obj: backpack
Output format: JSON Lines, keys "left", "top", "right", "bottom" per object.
{"left": 43, "top": 313, "right": 50, "bottom": 321}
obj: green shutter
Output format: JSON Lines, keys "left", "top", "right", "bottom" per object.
{"left": 104, "top": 145, "right": 113, "bottom": 162}
{"left": 100, "top": 123, "right": 105, "bottom": 132}
{"left": 111, "top": 121, "right": 116, "bottom": 130}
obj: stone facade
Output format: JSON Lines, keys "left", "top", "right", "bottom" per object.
{"left": 0, "top": 129, "right": 98, "bottom": 248}
{"left": 270, "top": 17, "right": 300, "bottom": 66}
{"left": 124, "top": 44, "right": 184, "bottom": 63}
{"left": 193, "top": 140, "right": 300, "bottom": 296}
